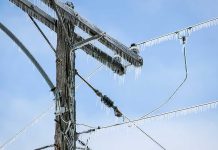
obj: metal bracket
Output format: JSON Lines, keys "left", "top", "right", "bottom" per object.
{"left": 55, "top": 107, "right": 68, "bottom": 115}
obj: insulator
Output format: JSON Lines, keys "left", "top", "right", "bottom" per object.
{"left": 130, "top": 43, "right": 139, "bottom": 55}
{"left": 113, "top": 54, "right": 122, "bottom": 63}
{"left": 101, "top": 95, "right": 114, "bottom": 108}
{"left": 65, "top": 2, "right": 74, "bottom": 9}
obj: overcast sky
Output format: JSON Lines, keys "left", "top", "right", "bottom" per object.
{"left": 1, "top": 0, "right": 218, "bottom": 150}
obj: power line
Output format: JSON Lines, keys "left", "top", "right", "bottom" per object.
{"left": 76, "top": 70, "right": 166, "bottom": 150}
{"left": 75, "top": 65, "right": 103, "bottom": 90}
{"left": 75, "top": 69, "right": 122, "bottom": 117}
{"left": 0, "top": 22, "right": 55, "bottom": 92}
{"left": 78, "top": 37, "right": 188, "bottom": 135}
{"left": 0, "top": 103, "right": 54, "bottom": 150}
{"left": 123, "top": 115, "right": 166, "bottom": 150}
{"left": 138, "top": 36, "right": 188, "bottom": 120}
{"left": 34, "top": 144, "right": 56, "bottom": 150}
{"left": 80, "top": 99, "right": 218, "bottom": 133}
{"left": 136, "top": 17, "right": 218, "bottom": 48}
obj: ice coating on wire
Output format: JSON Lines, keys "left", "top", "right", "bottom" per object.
{"left": 137, "top": 17, "right": 218, "bottom": 49}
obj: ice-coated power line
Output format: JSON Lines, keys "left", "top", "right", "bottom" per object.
{"left": 0, "top": 22, "right": 55, "bottom": 92}
{"left": 136, "top": 17, "right": 218, "bottom": 49}
{"left": 0, "top": 103, "right": 54, "bottom": 150}
{"left": 138, "top": 36, "right": 188, "bottom": 120}
{"left": 76, "top": 71, "right": 166, "bottom": 150}
{"left": 80, "top": 99, "right": 218, "bottom": 132}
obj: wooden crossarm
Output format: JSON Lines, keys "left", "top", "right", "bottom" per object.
{"left": 9, "top": 0, "right": 126, "bottom": 75}
{"left": 10, "top": 0, "right": 57, "bottom": 31}
{"left": 41, "top": 0, "right": 143, "bottom": 67}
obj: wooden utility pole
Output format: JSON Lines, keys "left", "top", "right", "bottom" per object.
{"left": 55, "top": 18, "right": 76, "bottom": 149}
{"left": 10, "top": 0, "right": 143, "bottom": 149}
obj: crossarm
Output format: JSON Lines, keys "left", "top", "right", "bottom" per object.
{"left": 74, "top": 34, "right": 125, "bottom": 75}
{"left": 10, "top": 0, "right": 56, "bottom": 31}
{"left": 41, "top": 0, "right": 143, "bottom": 67}
{"left": 10, "top": 0, "right": 126, "bottom": 75}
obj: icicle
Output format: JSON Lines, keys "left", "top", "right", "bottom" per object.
{"left": 137, "top": 18, "right": 218, "bottom": 49}
{"left": 106, "top": 107, "right": 111, "bottom": 116}
{"left": 134, "top": 67, "right": 142, "bottom": 79}
{"left": 117, "top": 74, "right": 125, "bottom": 85}
{"left": 143, "top": 33, "right": 177, "bottom": 48}
{"left": 86, "top": 55, "right": 90, "bottom": 63}
{"left": 142, "top": 100, "right": 218, "bottom": 123}
{"left": 113, "top": 72, "right": 118, "bottom": 81}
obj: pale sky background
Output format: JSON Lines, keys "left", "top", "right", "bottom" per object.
{"left": 1, "top": 0, "right": 218, "bottom": 150}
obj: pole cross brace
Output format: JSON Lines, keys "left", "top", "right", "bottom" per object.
{"left": 72, "top": 32, "right": 106, "bottom": 50}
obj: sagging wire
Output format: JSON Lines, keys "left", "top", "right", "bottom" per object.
{"left": 96, "top": 36, "right": 187, "bottom": 128}
{"left": 138, "top": 35, "right": 188, "bottom": 120}
{"left": 0, "top": 22, "right": 55, "bottom": 93}
{"left": 77, "top": 36, "right": 189, "bottom": 150}
{"left": 76, "top": 70, "right": 166, "bottom": 150}
{"left": 29, "top": 15, "right": 56, "bottom": 53}
{"left": 0, "top": 22, "right": 57, "bottom": 149}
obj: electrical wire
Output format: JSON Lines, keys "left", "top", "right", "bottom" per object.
{"left": 82, "top": 37, "right": 189, "bottom": 135}
{"left": 75, "top": 69, "right": 122, "bottom": 117}
{"left": 0, "top": 22, "right": 55, "bottom": 92}
{"left": 0, "top": 103, "right": 54, "bottom": 150}
{"left": 123, "top": 115, "right": 166, "bottom": 150}
{"left": 78, "top": 37, "right": 189, "bottom": 143}
{"left": 90, "top": 99, "right": 218, "bottom": 130}
{"left": 76, "top": 65, "right": 103, "bottom": 90}
{"left": 28, "top": 6, "right": 104, "bottom": 146}
{"left": 34, "top": 144, "right": 56, "bottom": 150}
{"left": 136, "top": 17, "right": 218, "bottom": 48}
{"left": 76, "top": 70, "right": 166, "bottom": 150}
{"left": 78, "top": 139, "right": 91, "bottom": 150}
{"left": 139, "top": 37, "right": 188, "bottom": 120}
{"left": 76, "top": 123, "right": 96, "bottom": 129}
